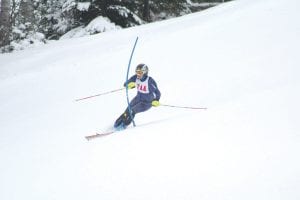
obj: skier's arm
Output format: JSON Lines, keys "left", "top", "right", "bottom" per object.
{"left": 150, "top": 79, "right": 161, "bottom": 107}
{"left": 123, "top": 75, "right": 137, "bottom": 88}
{"left": 149, "top": 78, "right": 161, "bottom": 101}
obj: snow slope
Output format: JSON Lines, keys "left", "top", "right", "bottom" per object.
{"left": 1, "top": 0, "right": 300, "bottom": 199}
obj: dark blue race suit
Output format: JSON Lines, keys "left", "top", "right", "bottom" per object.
{"left": 114, "top": 74, "right": 161, "bottom": 128}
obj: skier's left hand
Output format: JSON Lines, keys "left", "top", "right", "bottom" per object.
{"left": 152, "top": 100, "right": 160, "bottom": 107}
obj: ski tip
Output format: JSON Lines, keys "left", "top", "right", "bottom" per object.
{"left": 85, "top": 136, "right": 92, "bottom": 141}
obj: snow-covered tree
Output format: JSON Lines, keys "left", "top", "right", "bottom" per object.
{"left": 36, "top": 0, "right": 76, "bottom": 39}
{"left": 73, "top": 0, "right": 143, "bottom": 28}
{"left": 1, "top": 0, "right": 229, "bottom": 53}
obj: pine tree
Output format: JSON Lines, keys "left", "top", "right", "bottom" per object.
{"left": 151, "top": 0, "right": 188, "bottom": 20}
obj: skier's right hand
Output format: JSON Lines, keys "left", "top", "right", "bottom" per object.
{"left": 127, "top": 82, "right": 136, "bottom": 89}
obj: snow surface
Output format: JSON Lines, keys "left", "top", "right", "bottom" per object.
{"left": 0, "top": 0, "right": 300, "bottom": 199}
{"left": 77, "top": 2, "right": 91, "bottom": 11}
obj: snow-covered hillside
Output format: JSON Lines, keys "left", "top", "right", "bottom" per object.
{"left": 1, "top": 0, "right": 299, "bottom": 200}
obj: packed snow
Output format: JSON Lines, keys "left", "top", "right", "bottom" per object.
{"left": 0, "top": 0, "right": 299, "bottom": 200}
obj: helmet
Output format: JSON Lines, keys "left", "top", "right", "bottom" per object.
{"left": 135, "top": 63, "right": 148, "bottom": 76}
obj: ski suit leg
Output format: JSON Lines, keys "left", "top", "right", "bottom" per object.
{"left": 114, "top": 96, "right": 152, "bottom": 127}
{"left": 122, "top": 98, "right": 152, "bottom": 126}
{"left": 114, "top": 97, "right": 139, "bottom": 128}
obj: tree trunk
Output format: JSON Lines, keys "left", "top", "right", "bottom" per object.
{"left": 19, "top": 0, "right": 35, "bottom": 30}
{"left": 0, "top": 0, "right": 11, "bottom": 47}
{"left": 143, "top": 0, "right": 150, "bottom": 22}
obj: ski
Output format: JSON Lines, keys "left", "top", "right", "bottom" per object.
{"left": 85, "top": 126, "right": 127, "bottom": 141}
{"left": 85, "top": 125, "right": 133, "bottom": 141}
{"left": 85, "top": 130, "right": 115, "bottom": 141}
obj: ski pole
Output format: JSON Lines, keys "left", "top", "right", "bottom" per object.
{"left": 160, "top": 104, "right": 207, "bottom": 110}
{"left": 75, "top": 87, "right": 125, "bottom": 102}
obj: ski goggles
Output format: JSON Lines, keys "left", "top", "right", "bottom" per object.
{"left": 135, "top": 70, "right": 143, "bottom": 75}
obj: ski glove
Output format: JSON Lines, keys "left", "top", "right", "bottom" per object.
{"left": 127, "top": 82, "right": 135, "bottom": 89}
{"left": 152, "top": 100, "right": 160, "bottom": 107}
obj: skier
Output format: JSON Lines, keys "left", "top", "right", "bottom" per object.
{"left": 114, "top": 63, "right": 161, "bottom": 130}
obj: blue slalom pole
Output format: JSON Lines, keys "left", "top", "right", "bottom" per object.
{"left": 125, "top": 37, "right": 139, "bottom": 127}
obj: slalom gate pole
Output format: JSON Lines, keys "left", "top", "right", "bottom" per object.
{"left": 160, "top": 104, "right": 207, "bottom": 110}
{"left": 125, "top": 37, "right": 139, "bottom": 127}
{"left": 75, "top": 88, "right": 125, "bottom": 102}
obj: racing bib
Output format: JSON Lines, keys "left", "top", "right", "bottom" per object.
{"left": 136, "top": 77, "right": 150, "bottom": 94}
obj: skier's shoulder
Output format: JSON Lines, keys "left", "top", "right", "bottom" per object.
{"left": 129, "top": 74, "right": 138, "bottom": 81}
{"left": 147, "top": 76, "right": 158, "bottom": 84}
